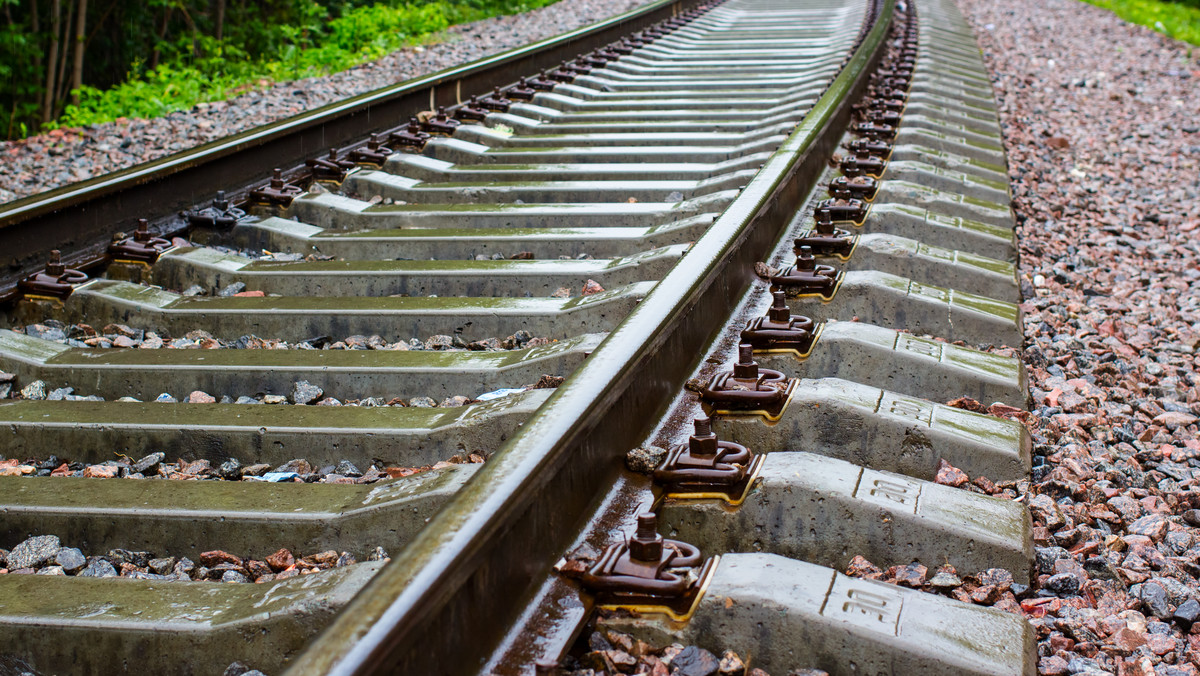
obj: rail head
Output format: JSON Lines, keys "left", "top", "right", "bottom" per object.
{"left": 281, "top": 0, "right": 897, "bottom": 673}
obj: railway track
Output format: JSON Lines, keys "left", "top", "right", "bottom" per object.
{"left": 0, "top": 0, "right": 1039, "bottom": 673}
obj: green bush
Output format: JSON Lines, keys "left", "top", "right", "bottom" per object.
{"left": 46, "top": 0, "right": 559, "bottom": 132}
{"left": 1078, "top": 0, "right": 1200, "bottom": 45}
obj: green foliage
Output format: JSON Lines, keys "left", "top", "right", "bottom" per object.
{"left": 0, "top": 0, "right": 44, "bottom": 138}
{"left": 3, "top": 0, "right": 562, "bottom": 138}
{"left": 1078, "top": 0, "right": 1200, "bottom": 45}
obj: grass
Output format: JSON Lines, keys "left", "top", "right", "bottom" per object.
{"left": 49, "top": 0, "right": 561, "bottom": 132}
{"left": 1077, "top": 0, "right": 1200, "bottom": 45}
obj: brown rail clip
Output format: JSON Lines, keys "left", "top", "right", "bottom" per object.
{"left": 185, "top": 190, "right": 245, "bottom": 229}
{"left": 815, "top": 197, "right": 867, "bottom": 224}
{"left": 578, "top": 53, "right": 610, "bottom": 68}
{"left": 306, "top": 148, "right": 357, "bottom": 183}
{"left": 18, "top": 250, "right": 88, "bottom": 300}
{"left": 878, "top": 76, "right": 911, "bottom": 91}
{"left": 741, "top": 290, "right": 817, "bottom": 354}
{"left": 867, "top": 109, "right": 902, "bottom": 128}
{"left": 455, "top": 97, "right": 491, "bottom": 122}
{"left": 527, "top": 72, "right": 559, "bottom": 91}
{"left": 768, "top": 246, "right": 839, "bottom": 298}
{"left": 546, "top": 64, "right": 577, "bottom": 83}
{"left": 795, "top": 210, "right": 855, "bottom": 258}
{"left": 348, "top": 134, "right": 394, "bottom": 166}
{"left": 868, "top": 90, "right": 907, "bottom": 110}
{"left": 840, "top": 153, "right": 886, "bottom": 178}
{"left": 576, "top": 513, "right": 713, "bottom": 618}
{"left": 478, "top": 87, "right": 513, "bottom": 112}
{"left": 249, "top": 168, "right": 304, "bottom": 207}
{"left": 108, "top": 219, "right": 174, "bottom": 264}
{"left": 845, "top": 138, "right": 893, "bottom": 160}
{"left": 422, "top": 107, "right": 461, "bottom": 136}
{"left": 610, "top": 41, "right": 636, "bottom": 55}
{"left": 699, "top": 343, "right": 792, "bottom": 416}
{"left": 853, "top": 121, "right": 897, "bottom": 141}
{"left": 654, "top": 418, "right": 760, "bottom": 503}
{"left": 829, "top": 176, "right": 879, "bottom": 201}
{"left": 507, "top": 78, "right": 538, "bottom": 101}
{"left": 389, "top": 118, "right": 431, "bottom": 151}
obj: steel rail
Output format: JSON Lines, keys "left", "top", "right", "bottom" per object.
{"left": 0, "top": 0, "right": 697, "bottom": 301}
{"left": 285, "top": 0, "right": 894, "bottom": 673}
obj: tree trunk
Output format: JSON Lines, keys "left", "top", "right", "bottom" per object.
{"left": 215, "top": 0, "right": 226, "bottom": 41}
{"left": 151, "top": 6, "right": 172, "bottom": 70}
{"left": 42, "top": 0, "right": 61, "bottom": 123}
{"left": 70, "top": 0, "right": 88, "bottom": 106}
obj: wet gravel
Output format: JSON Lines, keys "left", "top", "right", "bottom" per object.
{"left": 843, "top": 0, "right": 1200, "bottom": 673}
{"left": 6, "top": 374, "right": 561, "bottom": 407}
{"left": 15, "top": 320, "right": 558, "bottom": 353}
{"left": 559, "top": 628, "right": 824, "bottom": 676}
{"left": 0, "top": 534, "right": 388, "bottom": 584}
{"left": 0, "top": 452, "right": 484, "bottom": 483}
{"left": 0, "top": 0, "right": 649, "bottom": 204}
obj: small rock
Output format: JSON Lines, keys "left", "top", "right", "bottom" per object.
{"left": 148, "top": 557, "right": 177, "bottom": 575}
{"left": 241, "top": 464, "right": 270, "bottom": 477}
{"left": 1028, "top": 494, "right": 1066, "bottom": 529}
{"left": 534, "top": 374, "right": 565, "bottom": 389}
{"left": 7, "top": 535, "right": 62, "bottom": 569}
{"left": 54, "top": 547, "right": 86, "bottom": 574}
{"left": 1128, "top": 515, "right": 1169, "bottom": 541}
{"left": 132, "top": 452, "right": 165, "bottom": 474}
{"left": 1038, "top": 656, "right": 1070, "bottom": 675}
{"left": 892, "top": 562, "right": 928, "bottom": 588}
{"left": 265, "top": 548, "right": 295, "bottom": 572}
{"left": 717, "top": 650, "right": 745, "bottom": 676}
{"left": 581, "top": 279, "right": 605, "bottom": 296}
{"left": 217, "top": 282, "right": 247, "bottom": 297}
{"left": 185, "top": 390, "right": 216, "bottom": 404}
{"left": 626, "top": 445, "right": 669, "bottom": 474}
{"left": 1153, "top": 411, "right": 1197, "bottom": 429}
{"left": 274, "top": 459, "right": 313, "bottom": 475}
{"left": 20, "top": 380, "right": 47, "bottom": 400}
{"left": 107, "top": 549, "right": 151, "bottom": 567}
{"left": 934, "top": 458, "right": 969, "bottom": 487}
{"left": 155, "top": 393, "right": 177, "bottom": 403}
{"left": 669, "top": 646, "right": 720, "bottom": 676}
{"left": 1173, "top": 599, "right": 1200, "bottom": 628}
{"left": 929, "top": 571, "right": 963, "bottom": 588}
{"left": 218, "top": 458, "right": 242, "bottom": 480}
{"left": 334, "top": 460, "right": 361, "bottom": 477}
{"left": 408, "top": 396, "right": 437, "bottom": 408}
{"left": 1139, "top": 581, "right": 1171, "bottom": 618}
{"left": 1044, "top": 572, "right": 1081, "bottom": 596}
{"left": 262, "top": 394, "right": 288, "bottom": 405}
{"left": 221, "top": 570, "right": 248, "bottom": 583}
{"left": 291, "top": 380, "right": 324, "bottom": 405}
{"left": 79, "top": 558, "right": 118, "bottom": 578}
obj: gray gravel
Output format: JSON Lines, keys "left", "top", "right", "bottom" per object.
{"left": 0, "top": 0, "right": 649, "bottom": 204}
{"left": 0, "top": 534, "right": 386, "bottom": 584}
{"left": 940, "top": 0, "right": 1199, "bottom": 673}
